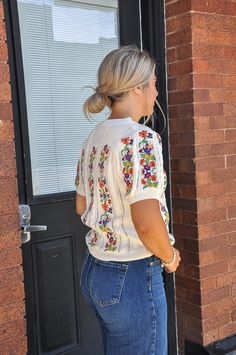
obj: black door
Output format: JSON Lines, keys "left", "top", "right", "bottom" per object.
{"left": 4, "top": 0, "right": 177, "bottom": 354}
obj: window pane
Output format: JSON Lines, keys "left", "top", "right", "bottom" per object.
{"left": 17, "top": 0, "right": 119, "bottom": 195}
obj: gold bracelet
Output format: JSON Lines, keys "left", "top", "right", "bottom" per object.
{"left": 160, "top": 247, "right": 176, "bottom": 268}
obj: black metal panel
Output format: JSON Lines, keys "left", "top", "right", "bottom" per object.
{"left": 33, "top": 236, "right": 78, "bottom": 353}
{"left": 118, "top": 0, "right": 141, "bottom": 47}
{"left": 186, "top": 335, "right": 236, "bottom": 355}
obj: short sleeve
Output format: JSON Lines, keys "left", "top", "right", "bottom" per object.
{"left": 74, "top": 148, "right": 85, "bottom": 196}
{"left": 119, "top": 129, "right": 164, "bottom": 205}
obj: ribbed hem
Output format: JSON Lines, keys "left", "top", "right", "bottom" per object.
{"left": 126, "top": 189, "right": 162, "bottom": 205}
{"left": 87, "top": 247, "right": 153, "bottom": 262}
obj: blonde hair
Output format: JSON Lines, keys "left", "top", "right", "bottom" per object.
{"left": 83, "top": 45, "right": 155, "bottom": 118}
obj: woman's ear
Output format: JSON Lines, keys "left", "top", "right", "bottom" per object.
{"left": 133, "top": 86, "right": 144, "bottom": 96}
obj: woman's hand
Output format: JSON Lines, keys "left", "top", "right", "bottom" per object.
{"left": 164, "top": 247, "right": 181, "bottom": 273}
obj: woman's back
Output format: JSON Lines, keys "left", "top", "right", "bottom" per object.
{"left": 75, "top": 117, "right": 174, "bottom": 261}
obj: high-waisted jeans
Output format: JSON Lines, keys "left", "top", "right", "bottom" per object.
{"left": 80, "top": 249, "right": 168, "bottom": 355}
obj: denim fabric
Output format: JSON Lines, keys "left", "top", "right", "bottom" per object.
{"left": 80, "top": 249, "right": 168, "bottom": 355}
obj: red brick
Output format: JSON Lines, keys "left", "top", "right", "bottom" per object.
{"left": 176, "top": 275, "right": 200, "bottom": 292}
{"left": 166, "top": 12, "right": 191, "bottom": 33}
{"left": 198, "top": 224, "right": 213, "bottom": 239}
{"left": 181, "top": 210, "right": 197, "bottom": 224}
{"left": 229, "top": 233, "right": 236, "bottom": 246}
{"left": 176, "top": 299, "right": 202, "bottom": 318}
{"left": 216, "top": 271, "right": 235, "bottom": 288}
{"left": 0, "top": 282, "right": 25, "bottom": 306}
{"left": 0, "top": 19, "right": 6, "bottom": 41}
{"left": 195, "top": 156, "right": 225, "bottom": 171}
{"left": 191, "top": 12, "right": 236, "bottom": 33}
{"left": 0, "top": 62, "right": 10, "bottom": 82}
{"left": 229, "top": 257, "right": 236, "bottom": 271}
{"left": 0, "top": 337, "right": 27, "bottom": 355}
{"left": 232, "top": 308, "right": 236, "bottom": 321}
{"left": 175, "top": 285, "right": 187, "bottom": 300}
{"left": 227, "top": 181, "right": 236, "bottom": 194}
{"left": 193, "top": 74, "right": 223, "bottom": 88}
{"left": 199, "top": 234, "right": 229, "bottom": 252}
{"left": 169, "top": 103, "right": 194, "bottom": 119}
{"left": 0, "top": 266, "right": 23, "bottom": 288}
{"left": 0, "top": 82, "right": 11, "bottom": 101}
{"left": 228, "top": 206, "right": 236, "bottom": 218}
{"left": 192, "top": 59, "right": 209, "bottom": 74}
{"left": 166, "top": 0, "right": 191, "bottom": 18}
{"left": 0, "top": 302, "right": 25, "bottom": 326}
{"left": 0, "top": 41, "right": 8, "bottom": 61}
{"left": 200, "top": 277, "right": 216, "bottom": 292}
{"left": 171, "top": 159, "right": 196, "bottom": 173}
{"left": 201, "top": 286, "right": 230, "bottom": 306}
{"left": 199, "top": 249, "right": 215, "bottom": 266}
{"left": 198, "top": 208, "right": 227, "bottom": 224}
{"left": 203, "top": 312, "right": 231, "bottom": 333}
{"left": 224, "top": 75, "right": 236, "bottom": 88}
{"left": 195, "top": 171, "right": 212, "bottom": 185}
{"left": 197, "top": 182, "right": 226, "bottom": 198}
{"left": 200, "top": 260, "right": 229, "bottom": 279}
{"left": 212, "top": 167, "right": 236, "bottom": 182}
{"left": 211, "top": 116, "right": 236, "bottom": 129}
{"left": 195, "top": 130, "right": 224, "bottom": 145}
{"left": 0, "top": 249, "right": 23, "bottom": 271}
{"left": 202, "top": 328, "right": 219, "bottom": 347}
{"left": 178, "top": 130, "right": 195, "bottom": 145}
{"left": 0, "top": 319, "right": 26, "bottom": 343}
{"left": 214, "top": 246, "right": 231, "bottom": 262}
{"left": 202, "top": 298, "right": 234, "bottom": 320}
{"left": 219, "top": 320, "right": 236, "bottom": 339}
{"left": 213, "top": 219, "right": 236, "bottom": 235}
{"left": 169, "top": 90, "right": 193, "bottom": 105}
{"left": 194, "top": 103, "right": 224, "bottom": 117}
{"left": 166, "top": 48, "right": 176, "bottom": 63}
{"left": 225, "top": 130, "right": 236, "bottom": 142}
{"left": 168, "top": 58, "right": 192, "bottom": 76}
{"left": 0, "top": 141, "right": 16, "bottom": 158}
{"left": 0, "top": 102, "right": 12, "bottom": 120}
{"left": 195, "top": 145, "right": 210, "bottom": 158}
{"left": 0, "top": 120, "right": 14, "bottom": 141}
{"left": 186, "top": 290, "right": 201, "bottom": 305}
{"left": 192, "top": 43, "right": 224, "bottom": 60}
{"left": 194, "top": 116, "right": 211, "bottom": 130}
{"left": 176, "top": 45, "right": 192, "bottom": 61}
{"left": 0, "top": 194, "right": 19, "bottom": 215}
{"left": 224, "top": 103, "right": 236, "bottom": 116}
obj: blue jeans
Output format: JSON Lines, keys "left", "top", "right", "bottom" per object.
{"left": 80, "top": 249, "right": 168, "bottom": 355}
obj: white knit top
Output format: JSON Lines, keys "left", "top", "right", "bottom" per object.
{"left": 75, "top": 117, "right": 175, "bottom": 261}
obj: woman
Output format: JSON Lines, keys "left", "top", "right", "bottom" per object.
{"left": 75, "top": 45, "right": 181, "bottom": 355}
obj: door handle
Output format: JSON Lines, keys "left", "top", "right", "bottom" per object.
{"left": 21, "top": 225, "right": 47, "bottom": 233}
{"left": 19, "top": 204, "right": 47, "bottom": 244}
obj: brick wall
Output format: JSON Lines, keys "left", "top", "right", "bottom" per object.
{"left": 0, "top": 1, "right": 27, "bottom": 353}
{"left": 165, "top": 0, "right": 236, "bottom": 353}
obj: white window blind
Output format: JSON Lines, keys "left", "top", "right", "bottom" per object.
{"left": 17, "top": 0, "right": 119, "bottom": 196}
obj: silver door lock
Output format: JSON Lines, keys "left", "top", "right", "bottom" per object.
{"left": 19, "top": 204, "right": 47, "bottom": 244}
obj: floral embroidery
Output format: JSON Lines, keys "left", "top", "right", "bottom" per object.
{"left": 75, "top": 148, "right": 85, "bottom": 188}
{"left": 105, "top": 232, "right": 117, "bottom": 251}
{"left": 156, "top": 132, "right": 162, "bottom": 143}
{"left": 98, "top": 145, "right": 117, "bottom": 252}
{"left": 138, "top": 130, "right": 159, "bottom": 189}
{"left": 88, "top": 230, "right": 98, "bottom": 247}
{"left": 120, "top": 137, "right": 134, "bottom": 194}
{"left": 163, "top": 168, "right": 167, "bottom": 191}
{"left": 82, "top": 147, "right": 97, "bottom": 224}
{"left": 160, "top": 202, "right": 170, "bottom": 226}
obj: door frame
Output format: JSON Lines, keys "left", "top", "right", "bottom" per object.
{"left": 3, "top": 0, "right": 177, "bottom": 354}
{"left": 140, "top": 2, "right": 178, "bottom": 354}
